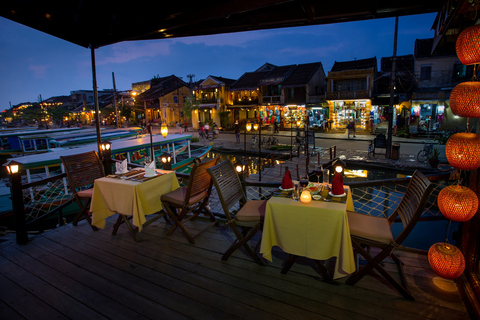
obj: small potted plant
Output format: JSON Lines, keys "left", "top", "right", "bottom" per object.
{"left": 428, "top": 148, "right": 440, "bottom": 168}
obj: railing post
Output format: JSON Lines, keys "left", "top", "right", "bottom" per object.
{"left": 9, "top": 173, "right": 29, "bottom": 244}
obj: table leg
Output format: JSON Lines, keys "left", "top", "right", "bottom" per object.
{"left": 281, "top": 254, "right": 333, "bottom": 283}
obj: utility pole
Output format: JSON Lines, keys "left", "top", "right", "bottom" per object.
{"left": 112, "top": 72, "right": 119, "bottom": 129}
{"left": 386, "top": 16, "right": 398, "bottom": 159}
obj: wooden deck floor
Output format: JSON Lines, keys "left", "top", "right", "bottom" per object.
{"left": 0, "top": 216, "right": 471, "bottom": 320}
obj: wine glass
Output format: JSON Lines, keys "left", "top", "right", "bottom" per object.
{"left": 314, "top": 165, "right": 322, "bottom": 184}
{"left": 300, "top": 174, "right": 309, "bottom": 189}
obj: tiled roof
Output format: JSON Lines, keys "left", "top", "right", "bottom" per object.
{"left": 331, "top": 57, "right": 377, "bottom": 72}
{"left": 282, "top": 62, "right": 323, "bottom": 88}
{"left": 230, "top": 71, "right": 270, "bottom": 90}
{"left": 414, "top": 38, "right": 456, "bottom": 59}
{"left": 208, "top": 76, "right": 237, "bottom": 86}
{"left": 138, "top": 75, "right": 188, "bottom": 101}
{"left": 260, "top": 65, "right": 296, "bottom": 85}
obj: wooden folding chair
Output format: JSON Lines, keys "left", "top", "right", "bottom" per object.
{"left": 161, "top": 157, "right": 219, "bottom": 244}
{"left": 60, "top": 151, "right": 105, "bottom": 230}
{"left": 345, "top": 170, "right": 433, "bottom": 300}
{"left": 207, "top": 160, "right": 266, "bottom": 265}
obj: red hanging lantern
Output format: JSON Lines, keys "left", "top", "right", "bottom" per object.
{"left": 438, "top": 185, "right": 479, "bottom": 222}
{"left": 450, "top": 81, "right": 480, "bottom": 118}
{"left": 446, "top": 133, "right": 480, "bottom": 170}
{"left": 428, "top": 243, "right": 465, "bottom": 280}
{"left": 456, "top": 24, "right": 480, "bottom": 65}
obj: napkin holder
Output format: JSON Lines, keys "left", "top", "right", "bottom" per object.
{"left": 331, "top": 172, "right": 344, "bottom": 196}
{"left": 116, "top": 159, "right": 128, "bottom": 174}
{"left": 144, "top": 160, "right": 156, "bottom": 177}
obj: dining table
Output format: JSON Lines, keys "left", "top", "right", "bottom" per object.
{"left": 260, "top": 184, "right": 356, "bottom": 280}
{"left": 90, "top": 168, "right": 180, "bottom": 231}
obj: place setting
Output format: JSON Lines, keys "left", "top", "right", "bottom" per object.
{"left": 108, "top": 158, "right": 163, "bottom": 182}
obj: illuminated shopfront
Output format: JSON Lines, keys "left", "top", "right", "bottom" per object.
{"left": 327, "top": 100, "right": 372, "bottom": 130}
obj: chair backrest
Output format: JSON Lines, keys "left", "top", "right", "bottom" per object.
{"left": 60, "top": 151, "right": 105, "bottom": 193}
{"left": 184, "top": 157, "right": 219, "bottom": 203}
{"left": 207, "top": 160, "right": 246, "bottom": 220}
{"left": 389, "top": 170, "right": 433, "bottom": 245}
{"left": 374, "top": 133, "right": 387, "bottom": 148}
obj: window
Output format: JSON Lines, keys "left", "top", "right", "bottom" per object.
{"left": 420, "top": 66, "right": 431, "bottom": 81}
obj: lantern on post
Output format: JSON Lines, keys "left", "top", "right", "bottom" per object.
{"left": 100, "top": 140, "right": 112, "bottom": 175}
{"left": 160, "top": 152, "right": 172, "bottom": 170}
{"left": 438, "top": 185, "right": 479, "bottom": 222}
{"left": 445, "top": 133, "right": 480, "bottom": 170}
{"left": 456, "top": 24, "right": 480, "bottom": 65}
{"left": 3, "top": 160, "right": 28, "bottom": 245}
{"left": 428, "top": 242, "right": 465, "bottom": 280}
{"left": 161, "top": 121, "right": 168, "bottom": 138}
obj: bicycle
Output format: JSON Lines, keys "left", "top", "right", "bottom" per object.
{"left": 263, "top": 136, "right": 279, "bottom": 148}
{"left": 250, "top": 134, "right": 259, "bottom": 149}
{"left": 293, "top": 136, "right": 306, "bottom": 151}
{"left": 417, "top": 142, "right": 434, "bottom": 163}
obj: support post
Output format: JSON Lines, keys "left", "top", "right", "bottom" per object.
{"left": 386, "top": 16, "right": 398, "bottom": 159}
{"left": 90, "top": 45, "right": 102, "bottom": 156}
{"left": 9, "top": 173, "right": 28, "bottom": 244}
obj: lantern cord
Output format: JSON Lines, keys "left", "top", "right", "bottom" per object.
{"left": 473, "top": 64, "right": 478, "bottom": 81}
{"left": 466, "top": 118, "right": 470, "bottom": 133}
{"left": 444, "top": 219, "right": 452, "bottom": 244}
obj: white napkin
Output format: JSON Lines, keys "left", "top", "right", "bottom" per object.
{"left": 144, "top": 159, "right": 156, "bottom": 177}
{"left": 116, "top": 159, "right": 128, "bottom": 174}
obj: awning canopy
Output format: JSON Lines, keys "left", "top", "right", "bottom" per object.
{"left": 1, "top": 1, "right": 443, "bottom": 49}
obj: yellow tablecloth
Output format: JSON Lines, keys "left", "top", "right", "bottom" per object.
{"left": 91, "top": 170, "right": 180, "bottom": 230}
{"left": 260, "top": 185, "right": 356, "bottom": 279}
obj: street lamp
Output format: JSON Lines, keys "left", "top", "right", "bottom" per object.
{"left": 161, "top": 121, "right": 168, "bottom": 138}
{"left": 253, "top": 121, "right": 261, "bottom": 181}
{"left": 244, "top": 121, "right": 252, "bottom": 159}
{"left": 235, "top": 159, "right": 247, "bottom": 205}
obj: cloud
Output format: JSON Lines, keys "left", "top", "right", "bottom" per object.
{"left": 28, "top": 64, "right": 49, "bottom": 78}
{"left": 96, "top": 41, "right": 172, "bottom": 65}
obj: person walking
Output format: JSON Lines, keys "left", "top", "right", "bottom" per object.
{"left": 274, "top": 120, "right": 279, "bottom": 133}
{"left": 347, "top": 121, "right": 352, "bottom": 138}
{"left": 234, "top": 121, "right": 240, "bottom": 143}
{"left": 351, "top": 120, "right": 356, "bottom": 137}
{"left": 204, "top": 122, "right": 210, "bottom": 136}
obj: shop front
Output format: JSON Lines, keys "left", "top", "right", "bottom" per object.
{"left": 281, "top": 105, "right": 306, "bottom": 129}
{"left": 410, "top": 100, "right": 446, "bottom": 134}
{"left": 327, "top": 100, "right": 372, "bottom": 131}
{"left": 307, "top": 104, "right": 328, "bottom": 131}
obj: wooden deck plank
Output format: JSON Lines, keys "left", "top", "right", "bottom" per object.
{"left": 0, "top": 217, "right": 471, "bottom": 320}
{"left": 9, "top": 240, "right": 189, "bottom": 320}
{"left": 0, "top": 258, "right": 70, "bottom": 320}
{"left": 50, "top": 224, "right": 330, "bottom": 320}
{"left": 77, "top": 219, "right": 469, "bottom": 320}
{"left": 0, "top": 299, "right": 24, "bottom": 320}
{"left": 33, "top": 233, "right": 231, "bottom": 320}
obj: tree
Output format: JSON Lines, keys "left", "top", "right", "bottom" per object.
{"left": 49, "top": 106, "right": 71, "bottom": 123}
{"left": 219, "top": 111, "right": 231, "bottom": 128}
{"left": 183, "top": 95, "right": 198, "bottom": 120}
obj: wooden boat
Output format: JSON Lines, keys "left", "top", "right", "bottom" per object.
{"left": 172, "top": 143, "right": 213, "bottom": 173}
{"left": 0, "top": 127, "right": 83, "bottom": 155}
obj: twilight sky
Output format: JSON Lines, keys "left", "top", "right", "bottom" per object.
{"left": 0, "top": 13, "right": 436, "bottom": 111}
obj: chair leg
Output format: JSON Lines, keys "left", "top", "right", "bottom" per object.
{"left": 164, "top": 205, "right": 196, "bottom": 244}
{"left": 346, "top": 240, "right": 414, "bottom": 300}
{"left": 73, "top": 198, "right": 97, "bottom": 231}
{"left": 222, "top": 224, "right": 265, "bottom": 266}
